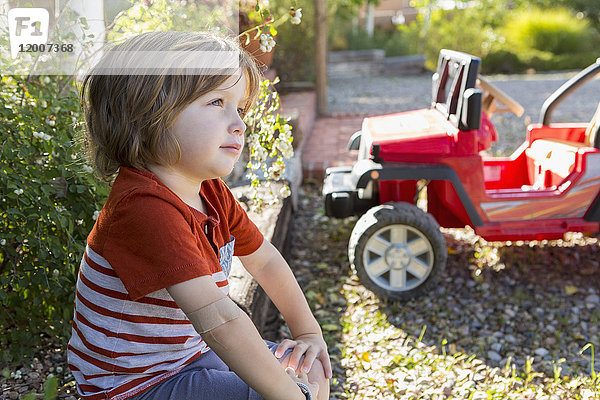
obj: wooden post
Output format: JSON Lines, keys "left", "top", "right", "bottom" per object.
{"left": 314, "top": 0, "right": 327, "bottom": 116}
{"left": 365, "top": 2, "right": 374, "bottom": 37}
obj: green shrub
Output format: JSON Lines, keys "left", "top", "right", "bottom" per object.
{"left": 523, "top": 49, "right": 599, "bottom": 72}
{"left": 333, "top": 28, "right": 415, "bottom": 57}
{"left": 398, "top": 7, "right": 497, "bottom": 70}
{"left": 481, "top": 49, "right": 527, "bottom": 74}
{"left": 269, "top": 0, "right": 315, "bottom": 82}
{"left": 481, "top": 48, "right": 598, "bottom": 74}
{"left": 0, "top": 76, "right": 110, "bottom": 364}
{"left": 502, "top": 8, "right": 597, "bottom": 55}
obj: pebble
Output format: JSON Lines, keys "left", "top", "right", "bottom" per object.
{"left": 535, "top": 348, "right": 550, "bottom": 358}
{"left": 585, "top": 294, "right": 599, "bottom": 305}
{"left": 471, "top": 391, "right": 488, "bottom": 400}
{"left": 504, "top": 308, "right": 517, "bottom": 318}
{"left": 441, "top": 384, "right": 453, "bottom": 396}
{"left": 504, "top": 334, "right": 517, "bottom": 344}
{"left": 488, "top": 351, "right": 502, "bottom": 362}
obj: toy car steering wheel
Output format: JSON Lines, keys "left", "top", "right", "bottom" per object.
{"left": 477, "top": 76, "right": 525, "bottom": 117}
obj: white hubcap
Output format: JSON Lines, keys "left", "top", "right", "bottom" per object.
{"left": 363, "top": 225, "right": 434, "bottom": 292}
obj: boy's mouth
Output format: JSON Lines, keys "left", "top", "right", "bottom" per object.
{"left": 220, "top": 142, "right": 242, "bottom": 155}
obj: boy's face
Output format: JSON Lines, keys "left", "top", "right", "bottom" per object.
{"left": 169, "top": 72, "right": 248, "bottom": 183}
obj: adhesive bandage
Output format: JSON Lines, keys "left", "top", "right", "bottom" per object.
{"left": 186, "top": 297, "right": 241, "bottom": 333}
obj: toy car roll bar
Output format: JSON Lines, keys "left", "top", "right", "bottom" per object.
{"left": 540, "top": 58, "right": 600, "bottom": 126}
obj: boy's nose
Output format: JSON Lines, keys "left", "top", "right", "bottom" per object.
{"left": 230, "top": 114, "right": 246, "bottom": 136}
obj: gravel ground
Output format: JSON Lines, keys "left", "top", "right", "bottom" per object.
{"left": 283, "top": 184, "right": 600, "bottom": 400}
{"left": 328, "top": 71, "right": 600, "bottom": 155}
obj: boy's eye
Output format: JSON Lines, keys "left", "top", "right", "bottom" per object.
{"left": 211, "top": 99, "right": 245, "bottom": 117}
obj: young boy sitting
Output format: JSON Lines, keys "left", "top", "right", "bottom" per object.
{"left": 67, "top": 30, "right": 331, "bottom": 400}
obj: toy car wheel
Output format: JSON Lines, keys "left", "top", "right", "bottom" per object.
{"left": 348, "top": 202, "right": 447, "bottom": 301}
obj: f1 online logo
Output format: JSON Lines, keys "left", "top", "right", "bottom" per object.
{"left": 8, "top": 8, "right": 49, "bottom": 59}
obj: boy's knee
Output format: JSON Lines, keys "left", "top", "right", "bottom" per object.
{"left": 307, "top": 359, "right": 329, "bottom": 400}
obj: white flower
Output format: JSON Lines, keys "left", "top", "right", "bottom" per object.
{"left": 275, "top": 139, "right": 294, "bottom": 158}
{"left": 43, "top": 77, "right": 51, "bottom": 84}
{"left": 76, "top": 219, "right": 84, "bottom": 225}
{"left": 33, "top": 131, "right": 51, "bottom": 140}
{"left": 41, "top": 100, "right": 48, "bottom": 108}
{"left": 46, "top": 118, "right": 56, "bottom": 127}
{"left": 247, "top": 134, "right": 259, "bottom": 147}
{"left": 268, "top": 163, "right": 285, "bottom": 180}
{"left": 253, "top": 146, "right": 268, "bottom": 162}
{"left": 280, "top": 185, "right": 291, "bottom": 198}
{"left": 93, "top": 210, "right": 101, "bottom": 220}
{"left": 56, "top": 205, "right": 66, "bottom": 213}
{"left": 83, "top": 165, "right": 94, "bottom": 174}
{"left": 0, "top": 239, "right": 6, "bottom": 246}
{"left": 259, "top": 33, "right": 275, "bottom": 52}
{"left": 291, "top": 8, "right": 302, "bottom": 24}
{"left": 13, "top": 189, "right": 23, "bottom": 195}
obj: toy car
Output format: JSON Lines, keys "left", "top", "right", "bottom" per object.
{"left": 323, "top": 49, "right": 600, "bottom": 301}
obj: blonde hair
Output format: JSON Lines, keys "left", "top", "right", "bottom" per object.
{"left": 81, "top": 31, "right": 262, "bottom": 177}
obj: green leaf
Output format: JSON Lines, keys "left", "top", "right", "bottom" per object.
{"left": 322, "top": 324, "right": 339, "bottom": 332}
{"left": 44, "top": 374, "right": 58, "bottom": 400}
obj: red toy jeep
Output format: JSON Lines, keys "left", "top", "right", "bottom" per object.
{"left": 323, "top": 49, "right": 600, "bottom": 301}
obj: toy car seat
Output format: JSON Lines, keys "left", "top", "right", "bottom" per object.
{"left": 525, "top": 103, "right": 600, "bottom": 188}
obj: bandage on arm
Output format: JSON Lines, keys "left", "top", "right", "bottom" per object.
{"left": 186, "top": 297, "right": 240, "bottom": 334}
{"left": 167, "top": 277, "right": 306, "bottom": 400}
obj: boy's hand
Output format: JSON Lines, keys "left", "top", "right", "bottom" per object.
{"left": 286, "top": 368, "right": 319, "bottom": 399}
{"left": 275, "top": 333, "right": 333, "bottom": 379}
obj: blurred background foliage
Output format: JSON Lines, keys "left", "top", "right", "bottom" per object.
{"left": 275, "top": 0, "right": 600, "bottom": 80}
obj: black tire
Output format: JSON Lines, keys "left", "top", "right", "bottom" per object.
{"left": 348, "top": 202, "right": 447, "bottom": 301}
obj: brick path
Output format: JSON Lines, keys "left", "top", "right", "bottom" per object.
{"left": 301, "top": 115, "right": 363, "bottom": 180}
{"left": 280, "top": 91, "right": 369, "bottom": 181}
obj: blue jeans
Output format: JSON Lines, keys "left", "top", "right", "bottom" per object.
{"left": 131, "top": 341, "right": 292, "bottom": 400}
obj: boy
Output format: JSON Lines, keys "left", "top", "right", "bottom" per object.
{"left": 68, "top": 31, "right": 330, "bottom": 400}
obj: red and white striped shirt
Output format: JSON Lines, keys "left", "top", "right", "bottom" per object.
{"left": 68, "top": 167, "right": 263, "bottom": 399}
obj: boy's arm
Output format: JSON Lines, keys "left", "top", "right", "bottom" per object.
{"left": 167, "top": 277, "right": 309, "bottom": 400}
{"left": 238, "top": 239, "right": 333, "bottom": 377}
